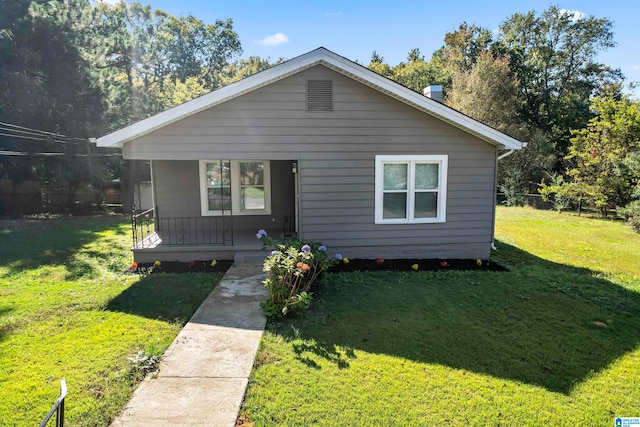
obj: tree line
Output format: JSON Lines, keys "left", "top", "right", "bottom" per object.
{"left": 0, "top": 2, "right": 638, "bottom": 228}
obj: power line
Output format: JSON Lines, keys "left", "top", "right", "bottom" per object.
{"left": 0, "top": 131, "right": 67, "bottom": 143}
{"left": 0, "top": 150, "right": 121, "bottom": 157}
{"left": 0, "top": 121, "right": 91, "bottom": 144}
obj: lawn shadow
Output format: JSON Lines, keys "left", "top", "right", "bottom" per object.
{"left": 281, "top": 241, "right": 640, "bottom": 394}
{"left": 0, "top": 217, "right": 127, "bottom": 275}
{"left": 105, "top": 273, "right": 221, "bottom": 324}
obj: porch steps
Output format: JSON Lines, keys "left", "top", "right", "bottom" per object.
{"left": 233, "top": 250, "right": 268, "bottom": 263}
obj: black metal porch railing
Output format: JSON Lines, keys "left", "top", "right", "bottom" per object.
{"left": 39, "top": 380, "right": 66, "bottom": 427}
{"left": 155, "top": 215, "right": 233, "bottom": 246}
{"left": 131, "top": 207, "right": 156, "bottom": 248}
{"left": 132, "top": 206, "right": 234, "bottom": 248}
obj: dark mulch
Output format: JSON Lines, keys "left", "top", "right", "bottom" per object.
{"left": 134, "top": 259, "right": 234, "bottom": 274}
{"left": 131, "top": 258, "right": 506, "bottom": 275}
{"left": 328, "top": 258, "right": 507, "bottom": 273}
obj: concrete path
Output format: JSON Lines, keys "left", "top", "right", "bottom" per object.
{"left": 111, "top": 262, "right": 268, "bottom": 427}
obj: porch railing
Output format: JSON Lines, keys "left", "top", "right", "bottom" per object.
{"left": 39, "top": 380, "right": 66, "bottom": 427}
{"left": 155, "top": 215, "right": 233, "bottom": 246}
{"left": 132, "top": 206, "right": 234, "bottom": 248}
{"left": 132, "top": 207, "right": 156, "bottom": 249}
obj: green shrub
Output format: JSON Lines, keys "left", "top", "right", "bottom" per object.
{"left": 618, "top": 200, "right": 640, "bottom": 232}
{"left": 257, "top": 230, "right": 335, "bottom": 318}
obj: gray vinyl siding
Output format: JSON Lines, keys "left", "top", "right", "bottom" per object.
{"left": 131, "top": 65, "right": 498, "bottom": 259}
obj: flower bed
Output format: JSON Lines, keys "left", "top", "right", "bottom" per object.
{"left": 329, "top": 258, "right": 507, "bottom": 273}
{"left": 131, "top": 259, "right": 233, "bottom": 274}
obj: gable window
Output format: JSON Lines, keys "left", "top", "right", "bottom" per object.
{"left": 374, "top": 155, "right": 448, "bottom": 224}
{"left": 199, "top": 160, "right": 271, "bottom": 216}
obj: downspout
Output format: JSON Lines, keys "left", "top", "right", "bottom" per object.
{"left": 497, "top": 149, "right": 515, "bottom": 161}
{"left": 492, "top": 145, "right": 526, "bottom": 250}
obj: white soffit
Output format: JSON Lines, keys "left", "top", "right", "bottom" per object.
{"left": 96, "top": 47, "right": 525, "bottom": 151}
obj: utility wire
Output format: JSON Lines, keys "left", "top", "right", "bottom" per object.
{"left": 0, "top": 121, "right": 91, "bottom": 143}
{"left": 0, "top": 150, "right": 121, "bottom": 157}
{"left": 0, "top": 132, "right": 67, "bottom": 143}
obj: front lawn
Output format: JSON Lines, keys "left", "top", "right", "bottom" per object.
{"left": 0, "top": 217, "right": 222, "bottom": 426}
{"left": 240, "top": 207, "right": 640, "bottom": 426}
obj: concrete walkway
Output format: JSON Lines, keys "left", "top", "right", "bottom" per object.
{"left": 111, "top": 262, "right": 268, "bottom": 427}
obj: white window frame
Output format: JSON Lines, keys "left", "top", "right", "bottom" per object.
{"left": 199, "top": 160, "right": 271, "bottom": 216}
{"left": 374, "top": 155, "right": 448, "bottom": 224}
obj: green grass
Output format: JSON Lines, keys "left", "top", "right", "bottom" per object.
{"left": 240, "top": 206, "right": 640, "bottom": 426}
{"left": 0, "top": 217, "right": 222, "bottom": 426}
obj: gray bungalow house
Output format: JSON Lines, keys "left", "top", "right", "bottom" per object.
{"left": 97, "top": 47, "right": 525, "bottom": 262}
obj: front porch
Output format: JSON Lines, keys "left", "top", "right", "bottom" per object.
{"left": 131, "top": 207, "right": 295, "bottom": 262}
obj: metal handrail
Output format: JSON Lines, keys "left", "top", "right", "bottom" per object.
{"left": 39, "top": 379, "right": 67, "bottom": 427}
{"left": 132, "top": 206, "right": 156, "bottom": 248}
{"left": 132, "top": 207, "right": 155, "bottom": 219}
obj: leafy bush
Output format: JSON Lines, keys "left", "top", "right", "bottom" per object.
{"left": 618, "top": 200, "right": 640, "bottom": 233}
{"left": 539, "top": 173, "right": 590, "bottom": 213}
{"left": 258, "top": 230, "right": 335, "bottom": 318}
{"left": 500, "top": 177, "right": 526, "bottom": 207}
{"left": 124, "top": 343, "right": 166, "bottom": 381}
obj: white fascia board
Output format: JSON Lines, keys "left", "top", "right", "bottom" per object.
{"left": 96, "top": 47, "right": 525, "bottom": 151}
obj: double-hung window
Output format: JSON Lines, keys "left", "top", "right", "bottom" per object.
{"left": 199, "top": 160, "right": 271, "bottom": 216}
{"left": 375, "top": 155, "right": 448, "bottom": 224}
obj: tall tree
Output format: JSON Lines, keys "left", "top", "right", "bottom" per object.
{"left": 447, "top": 51, "right": 522, "bottom": 136}
{"left": 431, "top": 22, "right": 494, "bottom": 92}
{"left": 391, "top": 49, "right": 448, "bottom": 94}
{"left": 499, "top": 6, "right": 621, "bottom": 167}
{"left": 367, "top": 50, "right": 392, "bottom": 78}
{"left": 90, "top": 1, "right": 243, "bottom": 129}
{"left": 0, "top": 0, "right": 112, "bottom": 213}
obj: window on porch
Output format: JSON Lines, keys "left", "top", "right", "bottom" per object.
{"left": 199, "top": 160, "right": 272, "bottom": 216}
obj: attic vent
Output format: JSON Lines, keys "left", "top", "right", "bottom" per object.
{"left": 306, "top": 80, "right": 333, "bottom": 112}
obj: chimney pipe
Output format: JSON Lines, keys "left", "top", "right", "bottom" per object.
{"left": 423, "top": 85, "right": 443, "bottom": 103}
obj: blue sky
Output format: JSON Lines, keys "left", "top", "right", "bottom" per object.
{"left": 106, "top": 0, "right": 640, "bottom": 95}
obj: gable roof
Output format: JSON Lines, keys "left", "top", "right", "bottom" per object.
{"left": 96, "top": 47, "right": 525, "bottom": 150}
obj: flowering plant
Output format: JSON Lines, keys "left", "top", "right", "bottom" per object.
{"left": 258, "top": 230, "right": 336, "bottom": 318}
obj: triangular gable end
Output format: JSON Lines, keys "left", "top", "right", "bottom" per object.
{"left": 96, "top": 47, "right": 525, "bottom": 150}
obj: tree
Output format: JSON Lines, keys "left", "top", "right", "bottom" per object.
{"left": 90, "top": 2, "right": 243, "bottom": 128}
{"left": 432, "top": 23, "right": 493, "bottom": 74}
{"left": 0, "top": 0, "right": 111, "bottom": 213}
{"left": 499, "top": 6, "right": 622, "bottom": 168}
{"left": 367, "top": 50, "right": 392, "bottom": 78}
{"left": 431, "top": 23, "right": 494, "bottom": 92}
{"left": 220, "top": 56, "right": 284, "bottom": 85}
{"left": 562, "top": 96, "right": 640, "bottom": 216}
{"left": 447, "top": 51, "right": 522, "bottom": 136}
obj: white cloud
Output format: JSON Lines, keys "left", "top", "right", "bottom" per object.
{"left": 258, "top": 32, "right": 289, "bottom": 46}
{"left": 560, "top": 9, "right": 586, "bottom": 21}
{"left": 324, "top": 12, "right": 342, "bottom": 17}
{"left": 632, "top": 65, "right": 640, "bottom": 70}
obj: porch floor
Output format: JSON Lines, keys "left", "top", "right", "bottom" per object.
{"left": 132, "top": 230, "right": 270, "bottom": 263}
